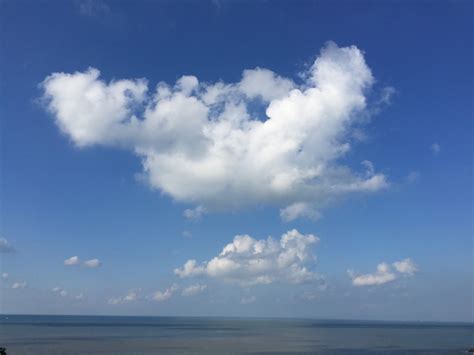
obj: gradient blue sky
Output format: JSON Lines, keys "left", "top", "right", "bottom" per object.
{"left": 0, "top": 0, "right": 472, "bottom": 322}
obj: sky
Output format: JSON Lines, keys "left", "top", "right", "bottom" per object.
{"left": 0, "top": 0, "right": 472, "bottom": 322}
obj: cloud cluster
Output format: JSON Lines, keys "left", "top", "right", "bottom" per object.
{"left": 175, "top": 229, "right": 320, "bottom": 286}
{"left": 348, "top": 258, "right": 418, "bottom": 286}
{"left": 64, "top": 256, "right": 102, "bottom": 268}
{"left": 41, "top": 43, "right": 388, "bottom": 219}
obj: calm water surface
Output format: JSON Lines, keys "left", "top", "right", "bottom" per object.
{"left": 0, "top": 315, "right": 472, "bottom": 354}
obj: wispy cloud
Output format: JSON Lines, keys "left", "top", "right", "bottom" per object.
{"left": 11, "top": 281, "right": 27, "bottom": 289}
{"left": 83, "top": 259, "right": 102, "bottom": 268}
{"left": 0, "top": 238, "right": 16, "bottom": 253}
{"left": 181, "top": 284, "right": 207, "bottom": 297}
{"left": 78, "top": 0, "right": 110, "bottom": 17}
{"left": 431, "top": 142, "right": 441, "bottom": 155}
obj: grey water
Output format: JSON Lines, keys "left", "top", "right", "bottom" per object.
{"left": 0, "top": 315, "right": 472, "bottom": 354}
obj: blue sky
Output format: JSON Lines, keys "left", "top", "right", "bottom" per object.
{"left": 0, "top": 0, "right": 472, "bottom": 322}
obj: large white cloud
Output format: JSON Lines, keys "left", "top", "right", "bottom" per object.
{"left": 175, "top": 229, "right": 321, "bottom": 286}
{"left": 41, "top": 43, "right": 388, "bottom": 218}
{"left": 348, "top": 258, "right": 418, "bottom": 286}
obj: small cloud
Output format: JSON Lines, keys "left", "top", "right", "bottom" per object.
{"left": 183, "top": 206, "right": 207, "bottom": 221}
{"left": 152, "top": 284, "right": 178, "bottom": 302}
{"left": 83, "top": 259, "right": 101, "bottom": 268}
{"left": 240, "top": 295, "right": 256, "bottom": 304}
{"left": 107, "top": 297, "right": 122, "bottom": 305}
{"left": 301, "top": 291, "right": 319, "bottom": 301}
{"left": 182, "top": 230, "right": 193, "bottom": 238}
{"left": 11, "top": 282, "right": 27, "bottom": 289}
{"left": 2, "top": 273, "right": 9, "bottom": 279}
{"left": 64, "top": 256, "right": 81, "bottom": 266}
{"left": 107, "top": 290, "right": 138, "bottom": 305}
{"left": 78, "top": 0, "right": 110, "bottom": 17}
{"left": 379, "top": 86, "right": 396, "bottom": 105}
{"left": 349, "top": 262, "right": 396, "bottom": 286}
{"left": 123, "top": 291, "right": 137, "bottom": 302}
{"left": 431, "top": 142, "right": 441, "bottom": 155}
{"left": 52, "top": 287, "right": 68, "bottom": 297}
{"left": 181, "top": 284, "right": 207, "bottom": 297}
{"left": 74, "top": 293, "right": 84, "bottom": 300}
{"left": 406, "top": 171, "right": 420, "bottom": 184}
{"left": 392, "top": 258, "right": 418, "bottom": 275}
{"left": 0, "top": 238, "right": 16, "bottom": 253}
{"left": 280, "top": 202, "right": 321, "bottom": 222}
{"left": 349, "top": 258, "right": 418, "bottom": 287}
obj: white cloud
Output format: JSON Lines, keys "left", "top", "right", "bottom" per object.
{"left": 79, "top": 0, "right": 110, "bottom": 17}
{"left": 183, "top": 206, "right": 207, "bottom": 221}
{"left": 75, "top": 293, "right": 84, "bottom": 300}
{"left": 107, "top": 297, "right": 122, "bottom": 305}
{"left": 175, "top": 229, "right": 320, "bottom": 286}
{"left": 349, "top": 259, "right": 418, "bottom": 286}
{"left": 0, "top": 238, "right": 15, "bottom": 253}
{"left": 240, "top": 295, "right": 256, "bottom": 304}
{"left": 280, "top": 202, "right": 320, "bottom": 222}
{"left": 182, "top": 230, "right": 193, "bottom": 238}
{"left": 2, "top": 273, "right": 8, "bottom": 279}
{"left": 41, "top": 43, "right": 388, "bottom": 220}
{"left": 64, "top": 256, "right": 81, "bottom": 266}
{"left": 83, "top": 259, "right": 102, "bottom": 268}
{"left": 152, "top": 284, "right": 178, "bottom": 302}
{"left": 181, "top": 284, "right": 207, "bottom": 297}
{"left": 393, "top": 258, "right": 417, "bottom": 275}
{"left": 301, "top": 291, "right": 320, "bottom": 301}
{"left": 406, "top": 171, "right": 420, "bottom": 184}
{"left": 107, "top": 290, "right": 139, "bottom": 305}
{"left": 52, "top": 287, "right": 68, "bottom": 297}
{"left": 431, "top": 142, "right": 441, "bottom": 155}
{"left": 123, "top": 291, "right": 137, "bottom": 302}
{"left": 11, "top": 282, "right": 27, "bottom": 289}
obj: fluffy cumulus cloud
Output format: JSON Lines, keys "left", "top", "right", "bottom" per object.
{"left": 41, "top": 43, "right": 388, "bottom": 219}
{"left": 348, "top": 258, "right": 418, "bottom": 286}
{"left": 175, "top": 229, "right": 320, "bottom": 286}
{"left": 0, "top": 238, "right": 15, "bottom": 253}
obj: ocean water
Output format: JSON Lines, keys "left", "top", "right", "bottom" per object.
{"left": 0, "top": 315, "right": 472, "bottom": 354}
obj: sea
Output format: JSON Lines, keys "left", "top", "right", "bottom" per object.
{"left": 0, "top": 315, "right": 472, "bottom": 354}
